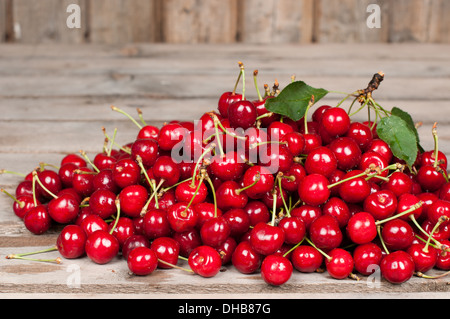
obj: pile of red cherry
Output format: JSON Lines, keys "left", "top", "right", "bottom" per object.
{"left": 3, "top": 65, "right": 450, "bottom": 287}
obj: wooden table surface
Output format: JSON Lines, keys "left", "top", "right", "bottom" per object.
{"left": 1, "top": 43, "right": 450, "bottom": 299}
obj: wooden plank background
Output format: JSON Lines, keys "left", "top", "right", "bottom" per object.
{"left": 1, "top": 0, "right": 450, "bottom": 44}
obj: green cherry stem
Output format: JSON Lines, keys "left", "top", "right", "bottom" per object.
{"left": 79, "top": 150, "right": 100, "bottom": 173}
{"left": 109, "top": 199, "right": 121, "bottom": 235}
{"left": 277, "top": 173, "right": 290, "bottom": 217}
{"left": 137, "top": 108, "right": 147, "bottom": 126}
{"left": 304, "top": 237, "right": 331, "bottom": 261}
{"left": 303, "top": 95, "right": 315, "bottom": 135}
{"left": 205, "top": 175, "right": 218, "bottom": 218}
{"left": 374, "top": 202, "right": 423, "bottom": 226}
{"left": 1, "top": 188, "right": 25, "bottom": 208}
{"left": 32, "top": 171, "right": 58, "bottom": 200}
{"left": 253, "top": 70, "right": 263, "bottom": 102}
{"left": 235, "top": 172, "right": 261, "bottom": 196}
{"left": 0, "top": 169, "right": 26, "bottom": 178}
{"left": 111, "top": 105, "right": 143, "bottom": 130}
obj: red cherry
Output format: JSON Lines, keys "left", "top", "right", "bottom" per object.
{"left": 268, "top": 121, "right": 294, "bottom": 141}
{"left": 338, "top": 170, "right": 371, "bottom": 204}
{"left": 188, "top": 245, "right": 222, "bottom": 278}
{"left": 93, "top": 153, "right": 116, "bottom": 171}
{"left": 380, "top": 250, "right": 415, "bottom": 284}
{"left": 345, "top": 122, "right": 373, "bottom": 151}
{"left": 172, "top": 229, "right": 202, "bottom": 258}
{"left": 61, "top": 153, "right": 87, "bottom": 168}
{"left": 244, "top": 201, "right": 270, "bottom": 226}
{"left": 363, "top": 190, "right": 398, "bottom": 220}
{"left": 231, "top": 240, "right": 262, "bottom": 274}
{"left": 309, "top": 215, "right": 343, "bottom": 251}
{"left": 278, "top": 216, "right": 306, "bottom": 245}
{"left": 320, "top": 107, "right": 350, "bottom": 136}
{"left": 23, "top": 205, "right": 52, "bottom": 235}
{"left": 381, "top": 219, "right": 415, "bottom": 251}
{"left": 249, "top": 222, "right": 285, "bottom": 256}
{"left": 80, "top": 214, "right": 108, "bottom": 236}
{"left": 291, "top": 245, "right": 324, "bottom": 273}
{"left": 241, "top": 165, "right": 275, "bottom": 200}
{"left": 107, "top": 217, "right": 135, "bottom": 247}
{"left": 228, "top": 100, "right": 257, "bottom": 129}
{"left": 382, "top": 171, "right": 412, "bottom": 197}
{"left": 218, "top": 91, "right": 242, "bottom": 118}
{"left": 214, "top": 180, "right": 248, "bottom": 211}
{"left": 200, "top": 216, "right": 231, "bottom": 248}
{"left": 119, "top": 185, "right": 149, "bottom": 218}
{"left": 322, "top": 197, "right": 351, "bottom": 228}
{"left": 175, "top": 179, "right": 208, "bottom": 206}
{"left": 158, "top": 123, "right": 186, "bottom": 151}
{"left": 56, "top": 224, "right": 87, "bottom": 259}
{"left": 112, "top": 158, "right": 140, "bottom": 189}
{"left": 122, "top": 234, "right": 150, "bottom": 260}
{"left": 298, "top": 173, "right": 330, "bottom": 206}
{"left": 291, "top": 205, "right": 322, "bottom": 230}
{"left": 353, "top": 243, "right": 383, "bottom": 276}
{"left": 35, "top": 170, "right": 62, "bottom": 201}
{"left": 85, "top": 230, "right": 120, "bottom": 264}
{"left": 209, "top": 151, "right": 245, "bottom": 181}
{"left": 152, "top": 155, "right": 181, "bottom": 187}
{"left": 89, "top": 189, "right": 117, "bottom": 219}
{"left": 366, "top": 139, "right": 393, "bottom": 163}
{"left": 416, "top": 165, "right": 447, "bottom": 192}
{"left": 346, "top": 212, "right": 377, "bottom": 245}
{"left": 328, "top": 137, "right": 362, "bottom": 171}
{"left": 304, "top": 146, "right": 338, "bottom": 178}
{"left": 420, "top": 150, "right": 447, "bottom": 170}
{"left": 260, "top": 254, "right": 293, "bottom": 286}
{"left": 47, "top": 193, "right": 80, "bottom": 224}
{"left": 279, "top": 163, "right": 306, "bottom": 193}
{"left": 396, "top": 193, "right": 423, "bottom": 221}
{"left": 215, "top": 236, "right": 237, "bottom": 265}
{"left": 151, "top": 236, "right": 180, "bottom": 269}
{"left": 281, "top": 132, "right": 305, "bottom": 156}
{"left": 137, "top": 125, "right": 159, "bottom": 140}
{"left": 142, "top": 208, "right": 171, "bottom": 239}
{"left": 427, "top": 199, "right": 450, "bottom": 227}
{"left": 127, "top": 246, "right": 158, "bottom": 276}
{"left": 325, "top": 248, "right": 354, "bottom": 280}
{"left": 222, "top": 208, "right": 250, "bottom": 239}
{"left": 436, "top": 240, "right": 450, "bottom": 270}
{"left": 302, "top": 133, "right": 322, "bottom": 154}
{"left": 167, "top": 202, "right": 198, "bottom": 233}
{"left": 406, "top": 243, "right": 438, "bottom": 273}
{"left": 130, "top": 138, "right": 159, "bottom": 168}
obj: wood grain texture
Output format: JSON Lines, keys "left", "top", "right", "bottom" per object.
{"left": 0, "top": 43, "right": 450, "bottom": 298}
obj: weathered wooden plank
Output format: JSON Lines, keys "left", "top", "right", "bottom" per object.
{"left": 12, "top": 0, "right": 87, "bottom": 44}
{"left": 313, "top": 0, "right": 390, "bottom": 43}
{"left": 237, "top": 0, "right": 314, "bottom": 44}
{"left": 88, "top": 0, "right": 158, "bottom": 45}
{"left": 160, "top": 0, "right": 238, "bottom": 43}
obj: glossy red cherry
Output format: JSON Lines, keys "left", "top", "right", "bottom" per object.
{"left": 228, "top": 100, "right": 257, "bottom": 129}
{"left": 89, "top": 189, "right": 117, "bottom": 219}
{"left": 436, "top": 240, "right": 450, "bottom": 270}
{"left": 325, "top": 248, "right": 354, "bottom": 280}
{"left": 151, "top": 236, "right": 180, "bottom": 269}
{"left": 380, "top": 250, "right": 415, "bottom": 284}
{"left": 23, "top": 205, "right": 52, "bottom": 235}
{"left": 158, "top": 123, "right": 186, "bottom": 151}
{"left": 47, "top": 193, "right": 80, "bottom": 224}
{"left": 278, "top": 216, "right": 306, "bottom": 245}
{"left": 188, "top": 245, "right": 222, "bottom": 278}
{"left": 298, "top": 173, "right": 330, "bottom": 206}
{"left": 152, "top": 155, "right": 181, "bottom": 187}
{"left": 366, "top": 139, "right": 393, "bottom": 163}
{"left": 35, "top": 170, "right": 62, "bottom": 201}
{"left": 291, "top": 205, "right": 322, "bottom": 230}
{"left": 258, "top": 144, "right": 294, "bottom": 174}
{"left": 353, "top": 242, "right": 383, "bottom": 276}
{"left": 121, "top": 234, "right": 150, "bottom": 260}
{"left": 359, "top": 151, "right": 389, "bottom": 182}
{"left": 281, "top": 132, "right": 305, "bottom": 156}
{"left": 260, "top": 254, "right": 293, "bottom": 286}
{"left": 304, "top": 146, "right": 337, "bottom": 178}
{"left": 214, "top": 180, "right": 248, "bottom": 211}
{"left": 309, "top": 215, "right": 343, "bottom": 251}
{"left": 231, "top": 240, "right": 262, "bottom": 274}
{"left": 172, "top": 229, "right": 202, "bottom": 258}
{"left": 241, "top": 165, "right": 275, "bottom": 200}
{"left": 222, "top": 208, "right": 250, "bottom": 239}
{"left": 119, "top": 185, "right": 149, "bottom": 218}
{"left": 328, "top": 137, "right": 362, "bottom": 171}
{"left": 107, "top": 217, "right": 135, "bottom": 247}
{"left": 382, "top": 171, "right": 412, "bottom": 197}
{"left": 127, "top": 246, "right": 158, "bottom": 276}
{"left": 396, "top": 193, "right": 423, "bottom": 221}
{"left": 167, "top": 202, "right": 198, "bottom": 233}
{"left": 80, "top": 213, "right": 108, "bottom": 236}
{"left": 302, "top": 133, "right": 322, "bottom": 154}
{"left": 427, "top": 199, "right": 450, "bottom": 227}
{"left": 137, "top": 125, "right": 159, "bottom": 140}
{"left": 363, "top": 190, "right": 398, "bottom": 221}
{"left": 345, "top": 122, "right": 373, "bottom": 151}
{"left": 406, "top": 243, "right": 438, "bottom": 273}
{"left": 320, "top": 107, "right": 350, "bottom": 137}
{"left": 322, "top": 197, "right": 351, "bottom": 228}
{"left": 420, "top": 150, "right": 447, "bottom": 170}
{"left": 218, "top": 91, "right": 242, "bottom": 118}
{"left": 61, "top": 153, "right": 87, "bottom": 168}
{"left": 268, "top": 121, "right": 294, "bottom": 141}
{"left": 249, "top": 222, "right": 285, "bottom": 256}
{"left": 291, "top": 245, "right": 324, "bottom": 273}
{"left": 244, "top": 201, "right": 270, "bottom": 227}
{"left": 11, "top": 195, "right": 38, "bottom": 219}
{"left": 416, "top": 165, "right": 447, "bottom": 192}
{"left": 56, "top": 224, "right": 87, "bottom": 259}
{"left": 200, "top": 216, "right": 231, "bottom": 248}
{"left": 346, "top": 212, "right": 377, "bottom": 245}
{"left": 338, "top": 170, "right": 371, "bottom": 204}
{"left": 112, "top": 158, "right": 140, "bottom": 189}
{"left": 58, "top": 163, "right": 78, "bottom": 188}
{"left": 381, "top": 219, "right": 415, "bottom": 251}
{"left": 72, "top": 167, "right": 96, "bottom": 197}
{"left": 130, "top": 138, "right": 159, "bottom": 168}
{"left": 279, "top": 163, "right": 306, "bottom": 193}
{"left": 175, "top": 179, "right": 208, "bottom": 206}
{"left": 216, "top": 236, "right": 237, "bottom": 265}
{"left": 209, "top": 151, "right": 245, "bottom": 181}
{"left": 85, "top": 230, "right": 120, "bottom": 264}
{"left": 142, "top": 208, "right": 171, "bottom": 239}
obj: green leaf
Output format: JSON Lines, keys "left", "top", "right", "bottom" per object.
{"left": 265, "top": 81, "right": 329, "bottom": 121}
{"left": 390, "top": 106, "right": 425, "bottom": 153}
{"left": 376, "top": 114, "right": 419, "bottom": 166}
